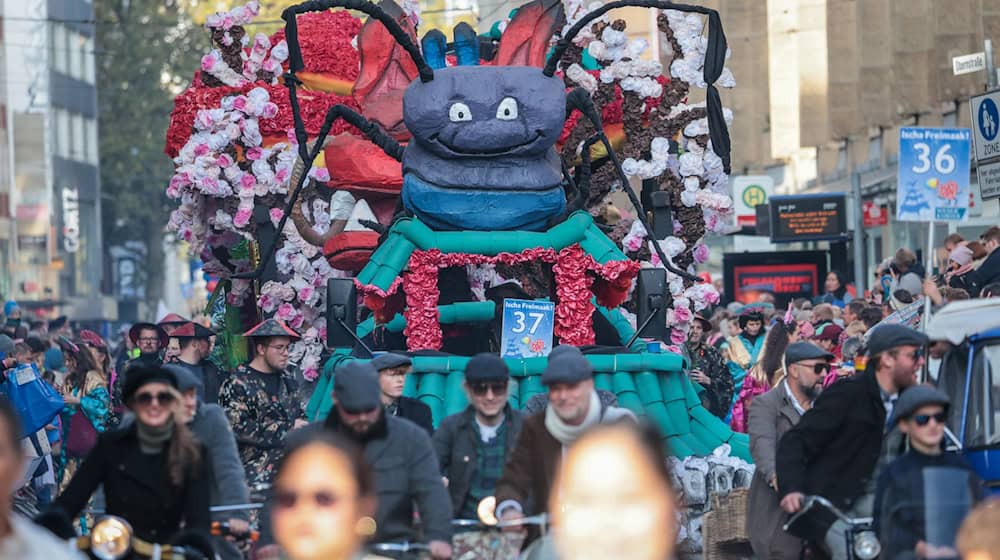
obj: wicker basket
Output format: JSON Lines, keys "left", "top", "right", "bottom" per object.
{"left": 702, "top": 488, "right": 752, "bottom": 560}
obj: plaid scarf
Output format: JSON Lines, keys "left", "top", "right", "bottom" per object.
{"left": 460, "top": 419, "right": 508, "bottom": 518}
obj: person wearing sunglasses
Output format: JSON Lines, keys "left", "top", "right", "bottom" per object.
{"left": 746, "top": 341, "right": 832, "bottom": 559}
{"left": 372, "top": 353, "right": 433, "bottom": 435}
{"left": 218, "top": 319, "right": 307, "bottom": 495}
{"left": 52, "top": 365, "right": 211, "bottom": 545}
{"left": 873, "top": 385, "right": 984, "bottom": 560}
{"left": 777, "top": 324, "right": 928, "bottom": 559}
{"left": 433, "top": 353, "right": 525, "bottom": 521}
{"left": 270, "top": 429, "right": 375, "bottom": 560}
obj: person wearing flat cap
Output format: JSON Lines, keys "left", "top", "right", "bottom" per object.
{"left": 777, "top": 324, "right": 929, "bottom": 559}
{"left": 873, "top": 385, "right": 985, "bottom": 560}
{"left": 433, "top": 353, "right": 526, "bottom": 519}
{"left": 272, "top": 360, "right": 454, "bottom": 559}
{"left": 218, "top": 318, "right": 307, "bottom": 492}
{"left": 747, "top": 341, "right": 833, "bottom": 559}
{"left": 169, "top": 321, "right": 227, "bottom": 405}
{"left": 372, "top": 353, "right": 433, "bottom": 435}
{"left": 495, "top": 346, "right": 634, "bottom": 536}
{"left": 53, "top": 365, "right": 211, "bottom": 544}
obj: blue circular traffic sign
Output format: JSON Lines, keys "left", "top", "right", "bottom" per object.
{"left": 979, "top": 98, "right": 999, "bottom": 141}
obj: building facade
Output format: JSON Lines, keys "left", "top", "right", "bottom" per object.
{"left": 1, "top": 0, "right": 105, "bottom": 315}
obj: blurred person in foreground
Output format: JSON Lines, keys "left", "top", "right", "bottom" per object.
{"left": 549, "top": 422, "right": 676, "bottom": 560}
{"left": 0, "top": 397, "right": 83, "bottom": 559}
{"left": 874, "top": 386, "right": 983, "bottom": 560}
{"left": 269, "top": 430, "right": 376, "bottom": 560}
{"left": 956, "top": 498, "right": 1000, "bottom": 560}
{"left": 777, "top": 324, "right": 928, "bottom": 559}
{"left": 747, "top": 342, "right": 831, "bottom": 559}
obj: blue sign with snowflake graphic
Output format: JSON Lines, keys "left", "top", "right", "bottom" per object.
{"left": 897, "top": 127, "right": 971, "bottom": 222}
{"left": 500, "top": 299, "right": 554, "bottom": 359}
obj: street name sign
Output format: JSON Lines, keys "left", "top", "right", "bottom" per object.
{"left": 953, "top": 52, "right": 987, "bottom": 75}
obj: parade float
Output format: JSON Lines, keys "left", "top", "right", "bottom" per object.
{"left": 166, "top": 0, "right": 746, "bottom": 467}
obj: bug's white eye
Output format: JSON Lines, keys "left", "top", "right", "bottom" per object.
{"left": 449, "top": 102, "right": 472, "bottom": 122}
{"left": 496, "top": 97, "right": 518, "bottom": 120}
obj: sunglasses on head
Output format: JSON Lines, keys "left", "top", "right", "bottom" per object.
{"left": 274, "top": 489, "right": 344, "bottom": 510}
{"left": 912, "top": 412, "right": 947, "bottom": 426}
{"left": 133, "top": 391, "right": 175, "bottom": 407}
{"left": 469, "top": 380, "right": 508, "bottom": 396}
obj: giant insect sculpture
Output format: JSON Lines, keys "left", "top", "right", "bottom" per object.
{"left": 247, "top": 0, "right": 731, "bottom": 273}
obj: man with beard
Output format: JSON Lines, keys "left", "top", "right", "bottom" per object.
{"left": 747, "top": 342, "right": 831, "bottom": 559}
{"left": 219, "top": 319, "right": 307, "bottom": 490}
{"left": 777, "top": 324, "right": 928, "bottom": 559}
{"left": 687, "top": 315, "right": 734, "bottom": 419}
{"left": 320, "top": 361, "right": 453, "bottom": 559}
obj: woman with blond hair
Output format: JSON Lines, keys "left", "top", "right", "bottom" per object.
{"left": 53, "top": 366, "right": 210, "bottom": 543}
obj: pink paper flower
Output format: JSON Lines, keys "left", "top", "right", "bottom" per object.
{"left": 670, "top": 328, "right": 688, "bottom": 345}
{"left": 298, "top": 285, "right": 314, "bottom": 303}
{"left": 269, "top": 208, "right": 284, "bottom": 224}
{"left": 276, "top": 302, "right": 296, "bottom": 321}
{"left": 231, "top": 95, "right": 248, "bottom": 112}
{"left": 234, "top": 209, "right": 252, "bottom": 227}
{"left": 217, "top": 153, "right": 234, "bottom": 168}
{"left": 246, "top": 146, "right": 264, "bottom": 160}
{"left": 308, "top": 167, "right": 331, "bottom": 182}
{"left": 262, "top": 102, "right": 279, "bottom": 119}
{"left": 693, "top": 244, "right": 710, "bottom": 264}
{"left": 673, "top": 305, "right": 693, "bottom": 323}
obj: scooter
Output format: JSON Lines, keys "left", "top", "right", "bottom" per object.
{"left": 782, "top": 495, "right": 881, "bottom": 560}
{"left": 38, "top": 512, "right": 214, "bottom": 560}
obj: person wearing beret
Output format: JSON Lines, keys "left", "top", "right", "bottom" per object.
{"left": 776, "top": 324, "right": 929, "bottom": 559}
{"left": 433, "top": 353, "right": 526, "bottom": 519}
{"left": 495, "top": 346, "right": 634, "bottom": 537}
{"left": 372, "top": 353, "right": 434, "bottom": 435}
{"left": 873, "top": 385, "right": 985, "bottom": 560}
{"left": 169, "top": 321, "right": 228, "bottom": 405}
{"left": 747, "top": 341, "right": 832, "bottom": 559}
{"left": 52, "top": 365, "right": 211, "bottom": 545}
{"left": 218, "top": 319, "right": 307, "bottom": 492}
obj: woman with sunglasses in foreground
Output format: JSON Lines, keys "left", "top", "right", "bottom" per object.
{"left": 270, "top": 430, "right": 376, "bottom": 560}
{"left": 51, "top": 366, "right": 211, "bottom": 546}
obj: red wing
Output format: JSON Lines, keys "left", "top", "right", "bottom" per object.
{"left": 494, "top": 0, "right": 565, "bottom": 67}
{"left": 353, "top": 0, "right": 418, "bottom": 137}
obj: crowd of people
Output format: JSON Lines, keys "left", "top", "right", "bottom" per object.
{"left": 0, "top": 224, "right": 995, "bottom": 559}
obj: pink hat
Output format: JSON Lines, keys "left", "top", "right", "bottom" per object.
{"left": 949, "top": 245, "right": 974, "bottom": 267}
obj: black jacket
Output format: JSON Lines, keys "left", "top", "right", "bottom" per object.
{"left": 391, "top": 395, "right": 435, "bottom": 435}
{"left": 54, "top": 423, "right": 211, "bottom": 543}
{"left": 172, "top": 359, "right": 228, "bottom": 404}
{"left": 776, "top": 370, "right": 890, "bottom": 540}
{"left": 975, "top": 250, "right": 1000, "bottom": 289}
{"left": 432, "top": 405, "right": 525, "bottom": 514}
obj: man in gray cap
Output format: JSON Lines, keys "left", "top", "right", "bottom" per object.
{"left": 873, "top": 385, "right": 984, "bottom": 559}
{"left": 324, "top": 360, "right": 453, "bottom": 558}
{"left": 433, "top": 353, "right": 525, "bottom": 519}
{"left": 777, "top": 324, "right": 928, "bottom": 559}
{"left": 495, "top": 345, "right": 633, "bottom": 530}
{"left": 372, "top": 352, "right": 433, "bottom": 435}
{"left": 746, "top": 341, "right": 832, "bottom": 559}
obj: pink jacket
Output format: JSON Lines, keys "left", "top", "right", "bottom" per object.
{"left": 730, "top": 374, "right": 772, "bottom": 433}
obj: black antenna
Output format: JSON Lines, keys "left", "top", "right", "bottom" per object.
{"left": 281, "top": 0, "right": 433, "bottom": 83}
{"left": 545, "top": 0, "right": 731, "bottom": 174}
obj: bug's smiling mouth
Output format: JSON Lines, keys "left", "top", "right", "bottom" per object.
{"left": 432, "top": 132, "right": 543, "bottom": 156}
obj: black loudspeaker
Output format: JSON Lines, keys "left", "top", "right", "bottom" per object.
{"left": 636, "top": 268, "right": 668, "bottom": 342}
{"left": 326, "top": 278, "right": 358, "bottom": 348}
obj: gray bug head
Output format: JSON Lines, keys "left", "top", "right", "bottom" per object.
{"left": 403, "top": 66, "right": 567, "bottom": 159}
